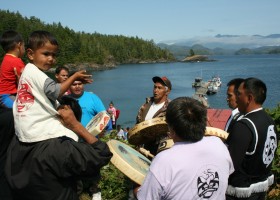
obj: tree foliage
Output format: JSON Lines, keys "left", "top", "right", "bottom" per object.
{"left": 0, "top": 10, "right": 175, "bottom": 67}
{"left": 189, "top": 49, "right": 195, "bottom": 56}
{"left": 266, "top": 104, "right": 280, "bottom": 200}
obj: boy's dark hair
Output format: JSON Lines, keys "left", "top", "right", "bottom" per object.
{"left": 166, "top": 97, "right": 206, "bottom": 142}
{"left": 55, "top": 66, "right": 69, "bottom": 75}
{"left": 27, "top": 30, "right": 58, "bottom": 51}
{"left": 0, "top": 30, "right": 24, "bottom": 52}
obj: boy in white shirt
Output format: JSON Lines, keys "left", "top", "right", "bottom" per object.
{"left": 13, "top": 30, "right": 92, "bottom": 142}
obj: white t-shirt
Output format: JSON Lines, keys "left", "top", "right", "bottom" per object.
{"left": 117, "top": 129, "right": 125, "bottom": 139}
{"left": 137, "top": 136, "right": 234, "bottom": 200}
{"left": 145, "top": 102, "right": 165, "bottom": 120}
{"left": 13, "top": 63, "right": 78, "bottom": 142}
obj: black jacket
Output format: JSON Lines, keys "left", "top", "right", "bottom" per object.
{"left": 5, "top": 136, "right": 112, "bottom": 200}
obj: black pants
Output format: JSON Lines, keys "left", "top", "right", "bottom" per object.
{"left": 226, "top": 192, "right": 266, "bottom": 200}
{"left": 0, "top": 108, "right": 14, "bottom": 200}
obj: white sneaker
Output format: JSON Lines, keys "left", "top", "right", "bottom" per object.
{"left": 92, "top": 192, "right": 101, "bottom": 200}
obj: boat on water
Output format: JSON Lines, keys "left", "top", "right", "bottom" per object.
{"left": 207, "top": 82, "right": 219, "bottom": 94}
{"left": 192, "top": 77, "right": 203, "bottom": 88}
{"left": 209, "top": 75, "right": 222, "bottom": 87}
{"left": 207, "top": 75, "right": 222, "bottom": 95}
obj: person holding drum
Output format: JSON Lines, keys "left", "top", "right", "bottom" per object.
{"left": 69, "top": 76, "right": 111, "bottom": 129}
{"left": 135, "top": 76, "right": 172, "bottom": 156}
{"left": 135, "top": 97, "right": 234, "bottom": 200}
{"left": 69, "top": 76, "right": 112, "bottom": 200}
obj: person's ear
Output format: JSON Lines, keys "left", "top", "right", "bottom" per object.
{"left": 247, "top": 93, "right": 253, "bottom": 103}
{"left": 165, "top": 88, "right": 170, "bottom": 95}
{"left": 26, "top": 48, "right": 34, "bottom": 61}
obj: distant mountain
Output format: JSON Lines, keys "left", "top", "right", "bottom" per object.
{"left": 159, "top": 34, "right": 280, "bottom": 50}
{"left": 157, "top": 34, "right": 280, "bottom": 58}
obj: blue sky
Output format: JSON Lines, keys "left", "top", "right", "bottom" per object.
{"left": 1, "top": 0, "right": 280, "bottom": 43}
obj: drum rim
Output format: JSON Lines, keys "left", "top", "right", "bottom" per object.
{"left": 85, "top": 111, "right": 110, "bottom": 136}
{"left": 107, "top": 139, "right": 151, "bottom": 185}
{"left": 128, "top": 117, "right": 168, "bottom": 145}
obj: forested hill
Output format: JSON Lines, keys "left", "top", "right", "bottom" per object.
{"left": 0, "top": 10, "right": 175, "bottom": 68}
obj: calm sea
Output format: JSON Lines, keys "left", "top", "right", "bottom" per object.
{"left": 83, "top": 54, "right": 280, "bottom": 128}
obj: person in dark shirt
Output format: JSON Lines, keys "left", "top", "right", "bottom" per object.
{"left": 5, "top": 97, "right": 113, "bottom": 200}
{"left": 226, "top": 78, "right": 278, "bottom": 200}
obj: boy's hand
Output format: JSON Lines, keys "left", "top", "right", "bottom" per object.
{"left": 75, "top": 70, "right": 93, "bottom": 84}
{"left": 57, "top": 105, "right": 97, "bottom": 144}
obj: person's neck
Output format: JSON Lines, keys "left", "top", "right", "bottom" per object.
{"left": 245, "top": 104, "right": 262, "bottom": 114}
{"left": 6, "top": 53, "right": 17, "bottom": 57}
{"left": 172, "top": 134, "right": 184, "bottom": 143}
{"left": 71, "top": 92, "right": 84, "bottom": 99}
{"left": 153, "top": 98, "right": 166, "bottom": 105}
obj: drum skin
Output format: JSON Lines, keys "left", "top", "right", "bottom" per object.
{"left": 85, "top": 111, "right": 110, "bottom": 136}
{"left": 128, "top": 117, "right": 168, "bottom": 145}
{"left": 107, "top": 139, "right": 151, "bottom": 185}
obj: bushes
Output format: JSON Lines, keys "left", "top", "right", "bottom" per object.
{"left": 266, "top": 103, "right": 280, "bottom": 200}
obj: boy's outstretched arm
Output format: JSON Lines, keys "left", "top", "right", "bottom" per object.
{"left": 59, "top": 70, "right": 93, "bottom": 97}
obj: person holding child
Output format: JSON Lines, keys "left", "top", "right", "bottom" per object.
{"left": 5, "top": 96, "right": 112, "bottom": 200}
{"left": 0, "top": 30, "right": 25, "bottom": 108}
{"left": 5, "top": 30, "right": 112, "bottom": 200}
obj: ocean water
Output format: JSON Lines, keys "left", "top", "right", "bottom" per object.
{"left": 84, "top": 54, "right": 280, "bottom": 127}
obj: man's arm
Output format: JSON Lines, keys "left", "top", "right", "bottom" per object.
{"left": 58, "top": 105, "right": 97, "bottom": 144}
{"left": 226, "top": 122, "right": 253, "bottom": 170}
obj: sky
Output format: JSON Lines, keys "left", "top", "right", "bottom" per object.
{"left": 1, "top": 0, "right": 280, "bottom": 43}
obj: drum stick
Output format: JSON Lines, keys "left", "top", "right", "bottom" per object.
{"left": 139, "top": 147, "right": 155, "bottom": 159}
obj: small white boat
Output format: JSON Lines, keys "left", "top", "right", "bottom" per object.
{"left": 207, "top": 82, "right": 218, "bottom": 94}
{"left": 210, "top": 75, "right": 222, "bottom": 87}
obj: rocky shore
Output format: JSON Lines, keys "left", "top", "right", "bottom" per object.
{"left": 181, "top": 55, "right": 216, "bottom": 62}
{"left": 50, "top": 58, "right": 174, "bottom": 72}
